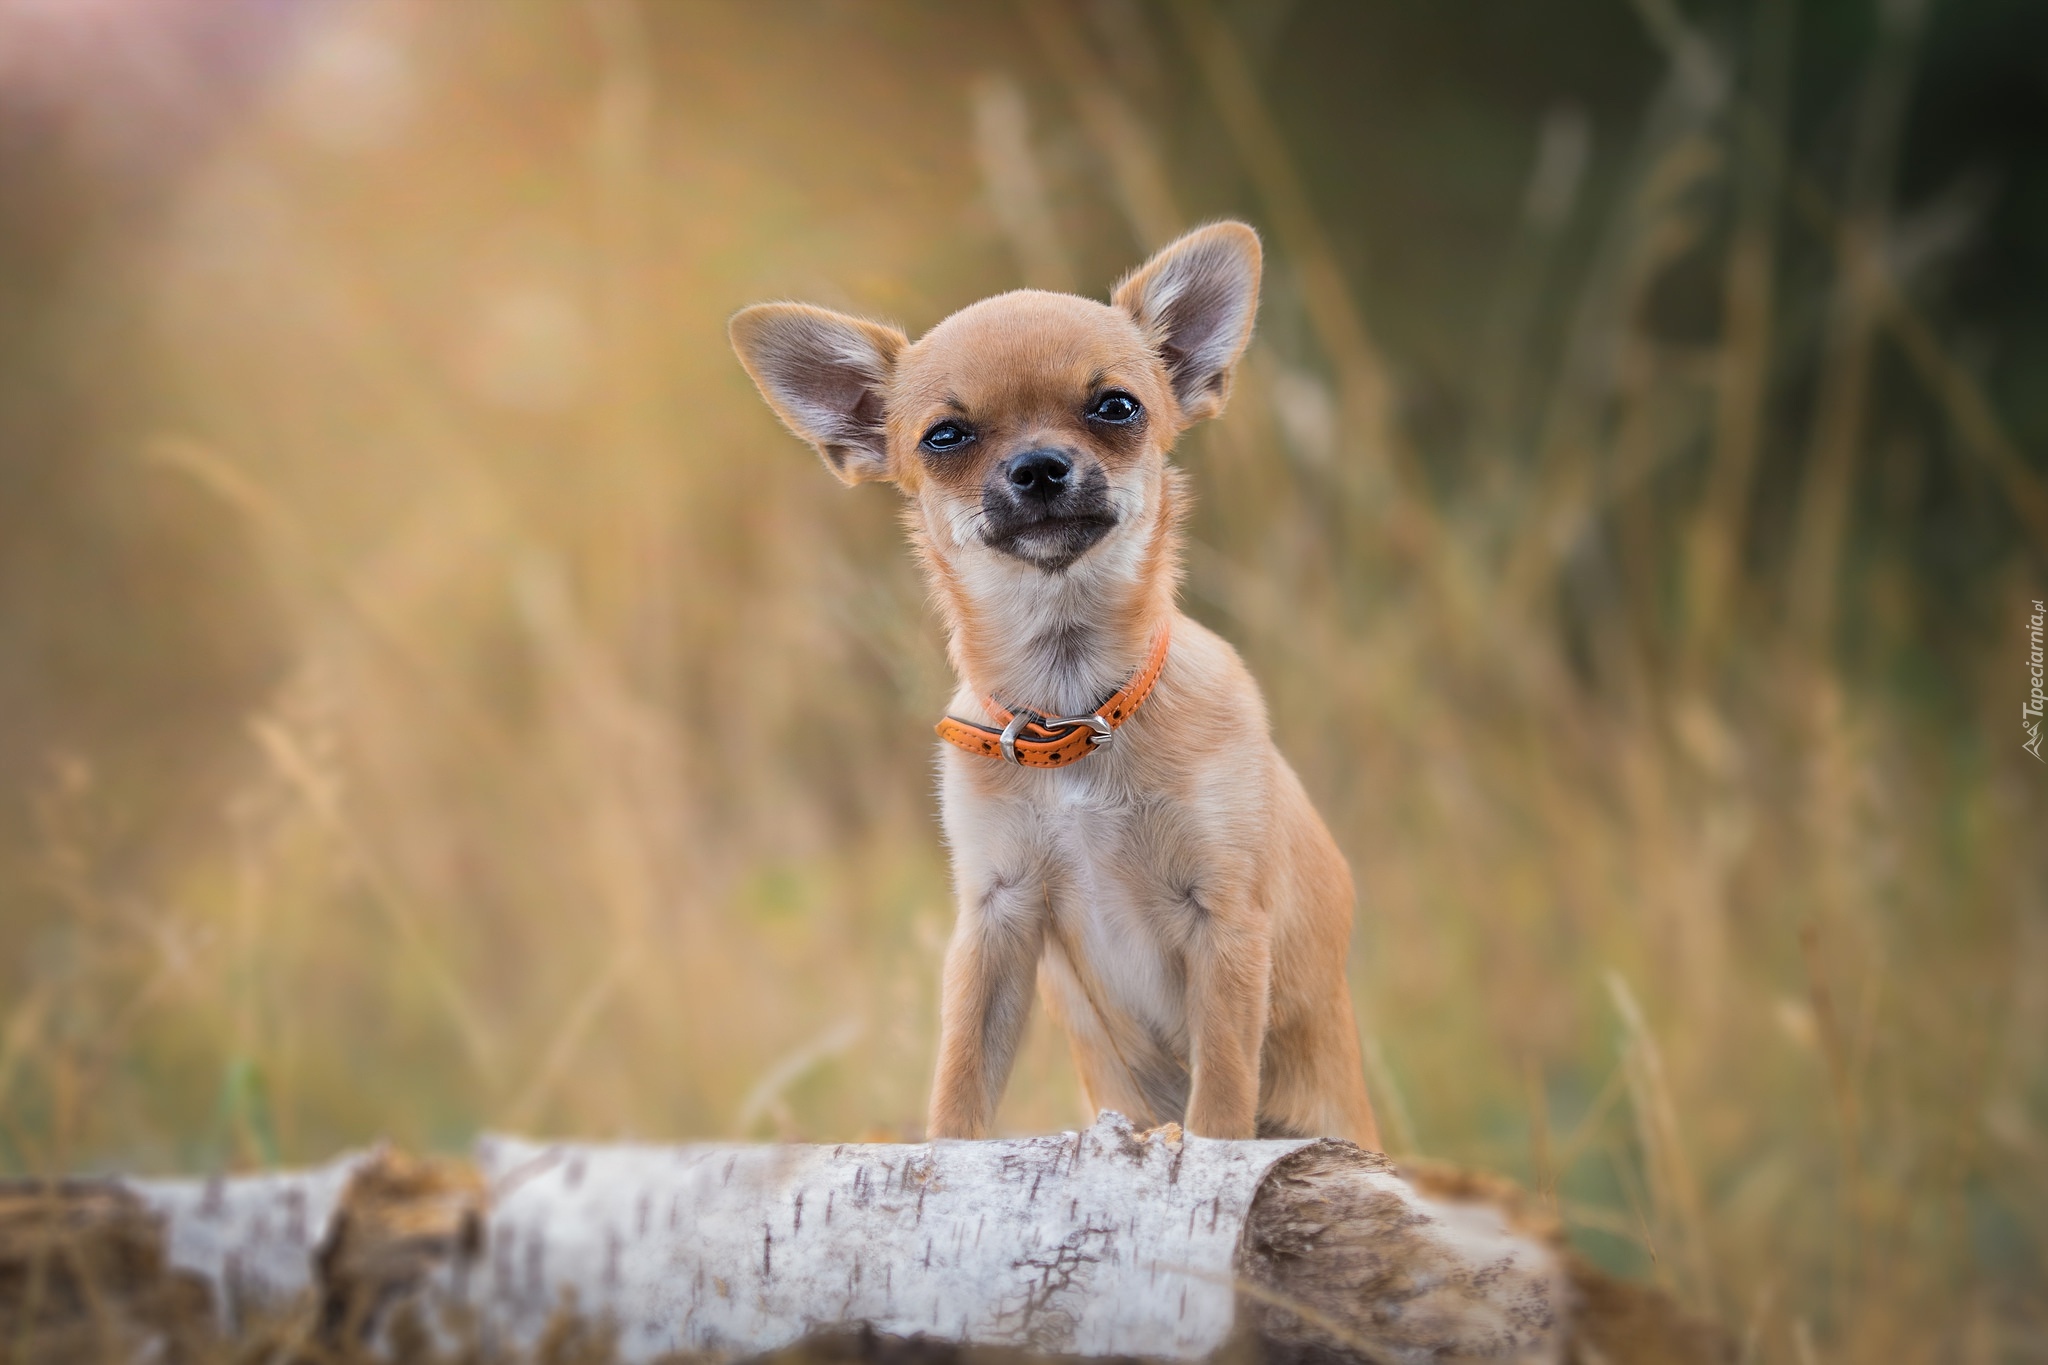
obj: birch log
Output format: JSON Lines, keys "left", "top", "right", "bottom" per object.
{"left": 0, "top": 1112, "right": 1729, "bottom": 1364}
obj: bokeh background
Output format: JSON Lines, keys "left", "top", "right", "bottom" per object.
{"left": 2, "top": 0, "right": 2045, "bottom": 1356}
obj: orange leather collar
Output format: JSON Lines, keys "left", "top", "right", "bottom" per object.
{"left": 936, "top": 626, "right": 1171, "bottom": 768}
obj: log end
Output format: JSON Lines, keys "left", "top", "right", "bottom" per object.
{"left": 1238, "top": 1142, "right": 1570, "bottom": 1364}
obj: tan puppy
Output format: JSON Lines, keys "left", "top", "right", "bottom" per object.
{"left": 731, "top": 222, "right": 1378, "bottom": 1146}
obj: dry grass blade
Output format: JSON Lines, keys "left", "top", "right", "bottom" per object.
{"left": 972, "top": 74, "right": 1078, "bottom": 294}
{"left": 1787, "top": 174, "right": 2048, "bottom": 556}
{"left": 1165, "top": 0, "right": 1429, "bottom": 530}
{"left": 502, "top": 948, "right": 634, "bottom": 1133}
{"left": 1606, "top": 972, "right": 1715, "bottom": 1314}
{"left": 1684, "top": 0, "right": 1793, "bottom": 671}
{"left": 1784, "top": 0, "right": 1927, "bottom": 647}
{"left": 1019, "top": 0, "right": 1184, "bottom": 251}
{"left": 732, "top": 1015, "right": 865, "bottom": 1139}
{"left": 250, "top": 716, "right": 501, "bottom": 1085}
{"left": 1498, "top": 63, "right": 1724, "bottom": 612}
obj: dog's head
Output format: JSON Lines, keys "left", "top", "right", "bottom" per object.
{"left": 731, "top": 223, "right": 1261, "bottom": 578}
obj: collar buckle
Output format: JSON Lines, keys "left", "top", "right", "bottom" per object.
{"left": 997, "top": 710, "right": 1116, "bottom": 765}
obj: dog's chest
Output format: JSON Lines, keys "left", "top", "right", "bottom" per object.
{"left": 949, "top": 764, "right": 1186, "bottom": 1033}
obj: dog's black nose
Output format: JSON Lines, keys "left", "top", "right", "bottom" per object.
{"left": 1005, "top": 448, "right": 1071, "bottom": 501}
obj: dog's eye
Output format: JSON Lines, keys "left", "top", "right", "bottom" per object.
{"left": 920, "top": 421, "right": 974, "bottom": 453}
{"left": 1088, "top": 392, "right": 1141, "bottom": 425}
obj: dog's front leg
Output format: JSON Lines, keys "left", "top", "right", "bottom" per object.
{"left": 927, "top": 876, "right": 1047, "bottom": 1139}
{"left": 1183, "top": 911, "right": 1272, "bottom": 1139}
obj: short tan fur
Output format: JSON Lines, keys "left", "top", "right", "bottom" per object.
{"left": 731, "top": 223, "right": 1379, "bottom": 1146}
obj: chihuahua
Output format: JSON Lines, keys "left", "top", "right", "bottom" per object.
{"left": 731, "top": 222, "right": 1379, "bottom": 1146}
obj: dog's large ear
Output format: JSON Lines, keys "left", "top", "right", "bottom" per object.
{"left": 729, "top": 303, "right": 908, "bottom": 485}
{"left": 1112, "top": 221, "right": 1262, "bottom": 424}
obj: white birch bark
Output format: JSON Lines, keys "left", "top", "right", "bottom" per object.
{"left": 123, "top": 1153, "right": 366, "bottom": 1323}
{"left": 465, "top": 1112, "right": 1567, "bottom": 1362}
{"left": 37, "top": 1113, "right": 1575, "bottom": 1363}
{"left": 473, "top": 1114, "right": 1306, "bottom": 1359}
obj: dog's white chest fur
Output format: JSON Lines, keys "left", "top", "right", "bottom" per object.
{"left": 939, "top": 760, "right": 1186, "bottom": 1044}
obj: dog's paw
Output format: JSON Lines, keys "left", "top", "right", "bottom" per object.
{"left": 1135, "top": 1121, "right": 1185, "bottom": 1147}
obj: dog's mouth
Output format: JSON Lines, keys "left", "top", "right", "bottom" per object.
{"left": 983, "top": 510, "right": 1121, "bottom": 571}
{"left": 979, "top": 464, "right": 1121, "bottom": 572}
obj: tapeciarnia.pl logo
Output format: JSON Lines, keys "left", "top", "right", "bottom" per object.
{"left": 2028, "top": 599, "right": 2046, "bottom": 761}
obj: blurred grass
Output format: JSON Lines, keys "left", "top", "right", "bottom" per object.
{"left": 0, "top": 0, "right": 2044, "bottom": 1359}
